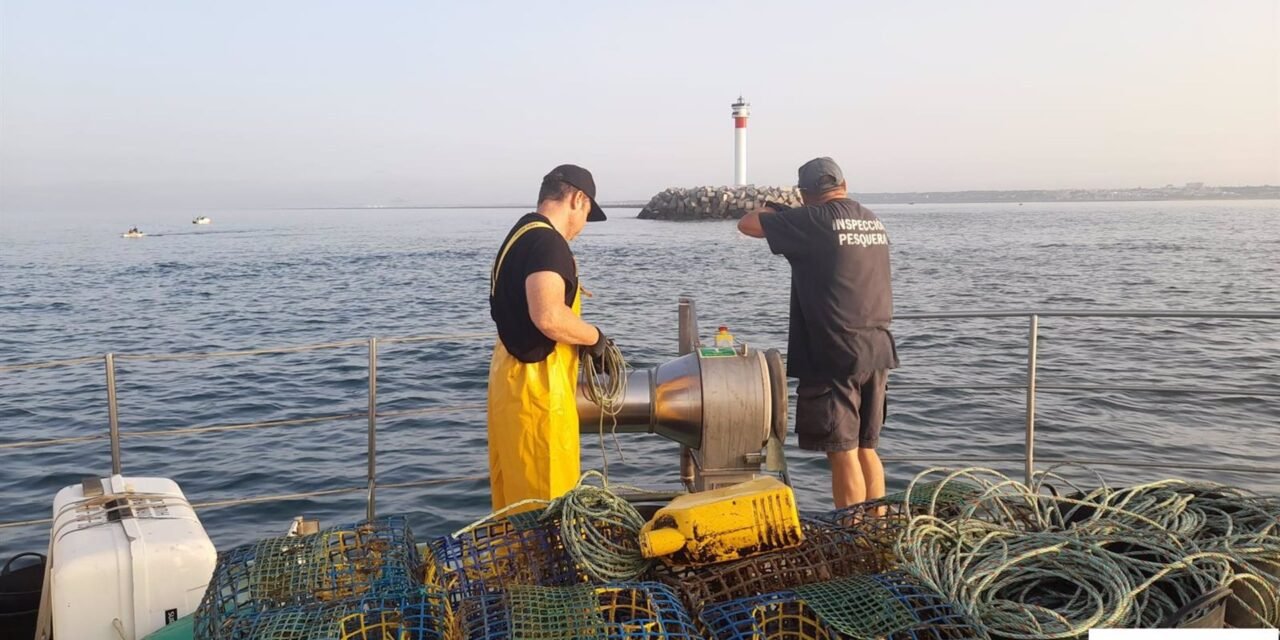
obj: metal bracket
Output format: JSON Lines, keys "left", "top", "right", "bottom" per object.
{"left": 81, "top": 477, "right": 105, "bottom": 499}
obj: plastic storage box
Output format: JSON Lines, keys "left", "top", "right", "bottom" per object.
{"left": 50, "top": 475, "right": 215, "bottom": 640}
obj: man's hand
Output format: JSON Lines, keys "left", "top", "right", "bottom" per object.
{"left": 585, "top": 327, "right": 609, "bottom": 360}
{"left": 582, "top": 327, "right": 612, "bottom": 373}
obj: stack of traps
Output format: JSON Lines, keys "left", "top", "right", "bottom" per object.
{"left": 193, "top": 515, "right": 450, "bottom": 640}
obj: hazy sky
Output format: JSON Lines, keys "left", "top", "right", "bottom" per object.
{"left": 1, "top": 1, "right": 1276, "bottom": 210}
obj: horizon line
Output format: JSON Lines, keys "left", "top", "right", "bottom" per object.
{"left": 273, "top": 182, "right": 1280, "bottom": 210}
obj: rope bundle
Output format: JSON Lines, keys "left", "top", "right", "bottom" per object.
{"left": 540, "top": 470, "right": 653, "bottom": 583}
{"left": 580, "top": 339, "right": 629, "bottom": 480}
{"left": 895, "top": 467, "right": 1280, "bottom": 637}
{"left": 451, "top": 472, "right": 653, "bottom": 584}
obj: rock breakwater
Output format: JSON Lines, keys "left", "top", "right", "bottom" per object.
{"left": 637, "top": 185, "right": 802, "bottom": 220}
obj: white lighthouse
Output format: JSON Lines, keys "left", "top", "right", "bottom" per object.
{"left": 731, "top": 96, "right": 750, "bottom": 186}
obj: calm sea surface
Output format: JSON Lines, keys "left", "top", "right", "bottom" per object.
{"left": 2, "top": 200, "right": 1278, "bottom": 557}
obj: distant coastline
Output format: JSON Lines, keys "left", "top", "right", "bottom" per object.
{"left": 848, "top": 183, "right": 1280, "bottom": 205}
{"left": 281, "top": 184, "right": 1279, "bottom": 210}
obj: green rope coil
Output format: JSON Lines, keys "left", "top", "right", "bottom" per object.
{"left": 450, "top": 472, "right": 653, "bottom": 584}
{"left": 541, "top": 470, "right": 654, "bottom": 583}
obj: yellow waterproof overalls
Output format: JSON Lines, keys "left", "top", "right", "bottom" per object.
{"left": 486, "top": 221, "right": 581, "bottom": 511}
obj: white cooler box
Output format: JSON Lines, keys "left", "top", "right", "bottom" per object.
{"left": 50, "top": 475, "right": 216, "bottom": 640}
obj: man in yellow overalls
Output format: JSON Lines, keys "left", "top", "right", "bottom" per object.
{"left": 487, "top": 164, "right": 610, "bottom": 511}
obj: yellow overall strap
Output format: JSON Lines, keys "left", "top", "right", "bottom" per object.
{"left": 491, "top": 221, "right": 555, "bottom": 296}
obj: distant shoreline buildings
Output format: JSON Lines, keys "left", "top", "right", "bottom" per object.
{"left": 844, "top": 183, "right": 1280, "bottom": 205}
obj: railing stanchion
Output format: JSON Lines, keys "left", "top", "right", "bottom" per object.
{"left": 105, "top": 353, "right": 122, "bottom": 475}
{"left": 367, "top": 337, "right": 378, "bottom": 521}
{"left": 1024, "top": 315, "right": 1039, "bottom": 486}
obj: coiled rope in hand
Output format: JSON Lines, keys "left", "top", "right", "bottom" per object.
{"left": 540, "top": 470, "right": 653, "bottom": 582}
{"left": 580, "top": 339, "right": 628, "bottom": 481}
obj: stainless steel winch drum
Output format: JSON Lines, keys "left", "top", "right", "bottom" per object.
{"left": 577, "top": 298, "right": 788, "bottom": 491}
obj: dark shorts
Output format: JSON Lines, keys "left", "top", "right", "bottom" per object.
{"left": 796, "top": 370, "right": 889, "bottom": 452}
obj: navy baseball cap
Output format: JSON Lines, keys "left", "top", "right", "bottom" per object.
{"left": 797, "top": 157, "right": 845, "bottom": 193}
{"left": 543, "top": 164, "right": 606, "bottom": 221}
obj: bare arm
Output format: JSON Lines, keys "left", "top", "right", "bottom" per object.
{"left": 737, "top": 208, "right": 770, "bottom": 238}
{"left": 526, "top": 271, "right": 601, "bottom": 346}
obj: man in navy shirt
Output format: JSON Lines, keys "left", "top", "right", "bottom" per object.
{"left": 738, "top": 157, "right": 899, "bottom": 508}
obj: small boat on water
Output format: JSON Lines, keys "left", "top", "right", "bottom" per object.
{"left": 121, "top": 227, "right": 145, "bottom": 238}
{"left": 192, "top": 216, "right": 212, "bottom": 225}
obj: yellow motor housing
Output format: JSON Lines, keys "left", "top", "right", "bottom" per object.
{"left": 639, "top": 476, "right": 804, "bottom": 566}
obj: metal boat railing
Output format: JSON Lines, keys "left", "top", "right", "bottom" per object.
{"left": 885, "top": 310, "right": 1280, "bottom": 487}
{"left": 2, "top": 309, "right": 1277, "bottom": 532}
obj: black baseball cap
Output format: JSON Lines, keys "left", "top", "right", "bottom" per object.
{"left": 543, "top": 164, "right": 606, "bottom": 221}
{"left": 797, "top": 157, "right": 845, "bottom": 193}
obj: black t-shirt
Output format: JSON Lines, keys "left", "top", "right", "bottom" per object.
{"left": 489, "top": 213, "right": 578, "bottom": 363}
{"left": 760, "top": 198, "right": 899, "bottom": 380}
